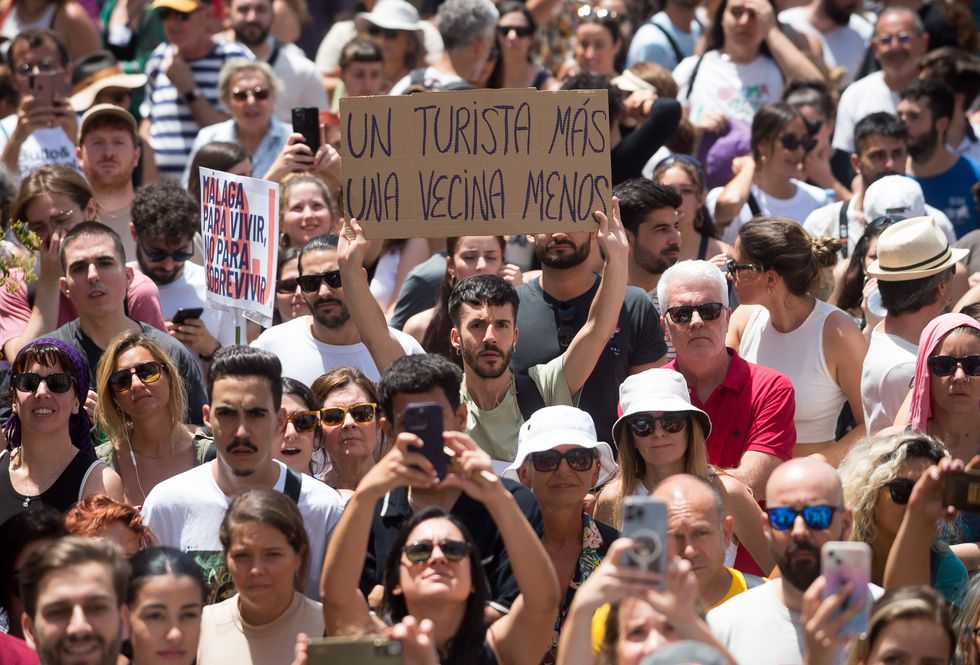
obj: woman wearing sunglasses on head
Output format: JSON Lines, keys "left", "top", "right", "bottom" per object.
{"left": 272, "top": 378, "right": 324, "bottom": 478}
{"left": 0, "top": 337, "right": 122, "bottom": 525}
{"left": 94, "top": 331, "right": 209, "bottom": 506}
{"left": 837, "top": 431, "right": 966, "bottom": 606}
{"left": 594, "top": 368, "right": 774, "bottom": 576}
{"left": 709, "top": 102, "right": 831, "bottom": 244}
{"left": 311, "top": 366, "right": 382, "bottom": 497}
{"left": 726, "top": 217, "right": 868, "bottom": 464}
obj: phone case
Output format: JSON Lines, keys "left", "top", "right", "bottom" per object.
{"left": 308, "top": 636, "right": 403, "bottom": 665}
{"left": 621, "top": 496, "right": 667, "bottom": 586}
{"left": 942, "top": 470, "right": 980, "bottom": 512}
{"left": 821, "top": 541, "right": 871, "bottom": 636}
{"left": 403, "top": 402, "right": 448, "bottom": 479}
{"left": 291, "top": 107, "right": 321, "bottom": 153}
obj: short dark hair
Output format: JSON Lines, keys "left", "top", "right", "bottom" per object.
{"left": 447, "top": 274, "right": 520, "bottom": 328}
{"left": 900, "top": 78, "right": 955, "bottom": 122}
{"left": 613, "top": 178, "right": 682, "bottom": 235}
{"left": 131, "top": 181, "right": 199, "bottom": 244}
{"left": 781, "top": 80, "right": 836, "bottom": 120}
{"left": 60, "top": 220, "right": 126, "bottom": 269}
{"left": 297, "top": 234, "right": 340, "bottom": 276}
{"left": 560, "top": 72, "right": 624, "bottom": 122}
{"left": 79, "top": 113, "right": 139, "bottom": 147}
{"left": 6, "top": 28, "right": 69, "bottom": 71}
{"left": 207, "top": 345, "right": 283, "bottom": 410}
{"left": 878, "top": 267, "right": 953, "bottom": 316}
{"left": 339, "top": 38, "right": 383, "bottom": 68}
{"left": 378, "top": 354, "right": 462, "bottom": 422}
{"left": 751, "top": 102, "right": 802, "bottom": 161}
{"left": 0, "top": 508, "right": 67, "bottom": 617}
{"left": 127, "top": 547, "right": 207, "bottom": 606}
{"left": 918, "top": 47, "right": 980, "bottom": 111}
{"left": 853, "top": 112, "right": 908, "bottom": 155}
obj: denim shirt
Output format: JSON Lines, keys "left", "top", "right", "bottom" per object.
{"left": 182, "top": 117, "right": 291, "bottom": 186}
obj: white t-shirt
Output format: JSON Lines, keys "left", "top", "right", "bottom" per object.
{"left": 778, "top": 7, "right": 873, "bottom": 86}
{"left": 674, "top": 50, "right": 785, "bottom": 125}
{"left": 141, "top": 460, "right": 344, "bottom": 598}
{"left": 251, "top": 315, "right": 424, "bottom": 386}
{"left": 0, "top": 116, "right": 78, "bottom": 178}
{"left": 707, "top": 180, "right": 831, "bottom": 244}
{"left": 832, "top": 71, "right": 899, "bottom": 153}
{"left": 269, "top": 41, "right": 329, "bottom": 123}
{"left": 861, "top": 324, "right": 918, "bottom": 434}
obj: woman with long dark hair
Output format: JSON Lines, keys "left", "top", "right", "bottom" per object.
{"left": 490, "top": 2, "right": 556, "bottom": 90}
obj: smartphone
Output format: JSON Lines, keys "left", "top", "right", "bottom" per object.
{"left": 943, "top": 470, "right": 980, "bottom": 512}
{"left": 402, "top": 402, "right": 448, "bottom": 480}
{"left": 30, "top": 70, "right": 66, "bottom": 106}
{"left": 172, "top": 307, "right": 204, "bottom": 325}
{"left": 821, "top": 541, "right": 871, "bottom": 637}
{"left": 620, "top": 496, "right": 667, "bottom": 586}
{"left": 292, "top": 106, "right": 321, "bottom": 154}
{"left": 308, "top": 636, "right": 403, "bottom": 665}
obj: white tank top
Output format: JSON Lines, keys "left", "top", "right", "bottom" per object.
{"left": 738, "top": 299, "right": 844, "bottom": 444}
{"left": 1, "top": 3, "right": 58, "bottom": 42}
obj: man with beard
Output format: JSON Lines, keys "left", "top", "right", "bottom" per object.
{"left": 626, "top": 0, "right": 701, "bottom": 70}
{"left": 19, "top": 537, "right": 129, "bottom": 665}
{"left": 707, "top": 458, "right": 881, "bottom": 665}
{"left": 615, "top": 179, "right": 682, "bottom": 309}
{"left": 899, "top": 78, "right": 980, "bottom": 238}
{"left": 224, "top": 0, "right": 326, "bottom": 122}
{"left": 128, "top": 180, "right": 236, "bottom": 370}
{"left": 141, "top": 345, "right": 345, "bottom": 601}
{"left": 77, "top": 105, "right": 141, "bottom": 264}
{"left": 778, "top": 0, "right": 873, "bottom": 86}
{"left": 252, "top": 234, "right": 424, "bottom": 387}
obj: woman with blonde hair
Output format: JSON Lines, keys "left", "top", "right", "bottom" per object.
{"left": 95, "top": 331, "right": 209, "bottom": 505}
{"left": 593, "top": 368, "right": 773, "bottom": 574}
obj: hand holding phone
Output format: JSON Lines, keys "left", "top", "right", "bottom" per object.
{"left": 403, "top": 402, "right": 449, "bottom": 480}
{"left": 943, "top": 470, "right": 980, "bottom": 512}
{"left": 620, "top": 496, "right": 668, "bottom": 587}
{"left": 308, "top": 636, "right": 403, "bottom": 665}
{"left": 292, "top": 107, "right": 321, "bottom": 154}
{"left": 172, "top": 307, "right": 204, "bottom": 325}
{"left": 821, "top": 541, "right": 871, "bottom": 636}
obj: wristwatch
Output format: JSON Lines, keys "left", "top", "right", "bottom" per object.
{"left": 183, "top": 87, "right": 203, "bottom": 104}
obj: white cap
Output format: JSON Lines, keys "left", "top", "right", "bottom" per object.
{"left": 863, "top": 175, "right": 926, "bottom": 222}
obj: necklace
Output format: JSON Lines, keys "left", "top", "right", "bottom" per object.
{"left": 11, "top": 448, "right": 64, "bottom": 508}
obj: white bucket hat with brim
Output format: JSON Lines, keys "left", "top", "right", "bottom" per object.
{"left": 611, "top": 368, "right": 712, "bottom": 445}
{"left": 503, "top": 405, "right": 618, "bottom": 488}
{"left": 865, "top": 216, "right": 968, "bottom": 282}
{"left": 356, "top": 0, "right": 423, "bottom": 34}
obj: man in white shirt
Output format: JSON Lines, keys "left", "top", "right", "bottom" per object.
{"left": 626, "top": 0, "right": 701, "bottom": 70}
{"left": 778, "top": 0, "right": 873, "bottom": 85}
{"left": 252, "top": 234, "right": 424, "bottom": 385}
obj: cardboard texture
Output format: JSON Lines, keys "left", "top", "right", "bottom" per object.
{"left": 340, "top": 88, "right": 611, "bottom": 238}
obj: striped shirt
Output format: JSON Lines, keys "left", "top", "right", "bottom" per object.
{"left": 141, "top": 40, "right": 253, "bottom": 178}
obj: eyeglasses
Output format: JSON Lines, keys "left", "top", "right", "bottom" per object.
{"left": 403, "top": 539, "right": 470, "bottom": 564}
{"left": 140, "top": 243, "right": 194, "bottom": 263}
{"left": 15, "top": 60, "right": 60, "bottom": 76}
{"left": 725, "top": 258, "right": 765, "bottom": 279}
{"left": 626, "top": 414, "right": 687, "bottom": 437}
{"left": 498, "top": 25, "right": 534, "bottom": 37}
{"left": 230, "top": 86, "right": 271, "bottom": 102}
{"left": 665, "top": 302, "right": 723, "bottom": 324}
{"left": 528, "top": 448, "right": 597, "bottom": 472}
{"left": 157, "top": 7, "right": 194, "bottom": 20}
{"left": 286, "top": 410, "right": 320, "bottom": 433}
{"left": 367, "top": 25, "right": 400, "bottom": 39}
{"left": 779, "top": 133, "right": 818, "bottom": 153}
{"left": 927, "top": 355, "right": 980, "bottom": 377}
{"left": 874, "top": 31, "right": 914, "bottom": 47}
{"left": 297, "top": 270, "right": 342, "bottom": 292}
{"left": 108, "top": 362, "right": 165, "bottom": 393}
{"left": 276, "top": 277, "right": 299, "bottom": 294}
{"left": 765, "top": 505, "right": 839, "bottom": 531}
{"left": 884, "top": 478, "right": 915, "bottom": 505}
{"left": 319, "top": 403, "right": 378, "bottom": 426}
{"left": 12, "top": 372, "right": 75, "bottom": 394}
{"left": 557, "top": 303, "right": 577, "bottom": 351}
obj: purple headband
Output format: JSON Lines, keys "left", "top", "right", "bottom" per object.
{"left": 3, "top": 337, "right": 95, "bottom": 456}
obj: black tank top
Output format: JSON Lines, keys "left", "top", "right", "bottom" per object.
{"left": 0, "top": 448, "right": 100, "bottom": 526}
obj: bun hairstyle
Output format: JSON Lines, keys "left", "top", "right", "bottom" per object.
{"left": 737, "top": 217, "right": 843, "bottom": 300}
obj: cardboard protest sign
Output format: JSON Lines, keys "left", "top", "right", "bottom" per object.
{"left": 340, "top": 88, "right": 611, "bottom": 238}
{"left": 200, "top": 168, "right": 280, "bottom": 328}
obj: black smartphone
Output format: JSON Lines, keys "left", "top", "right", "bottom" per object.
{"left": 402, "top": 402, "right": 448, "bottom": 480}
{"left": 943, "top": 470, "right": 980, "bottom": 512}
{"left": 620, "top": 496, "right": 668, "bottom": 587}
{"left": 308, "top": 636, "right": 403, "bottom": 665}
{"left": 291, "top": 106, "right": 321, "bottom": 154}
{"left": 172, "top": 307, "right": 204, "bottom": 325}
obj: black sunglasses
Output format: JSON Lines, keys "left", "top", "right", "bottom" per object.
{"left": 231, "top": 86, "right": 271, "bottom": 102}
{"left": 765, "top": 505, "right": 838, "bottom": 531}
{"left": 627, "top": 414, "right": 687, "bottom": 437}
{"left": 725, "top": 258, "right": 765, "bottom": 279}
{"left": 498, "top": 25, "right": 534, "bottom": 37}
{"left": 780, "top": 133, "right": 818, "bottom": 153}
{"left": 367, "top": 25, "right": 400, "bottom": 39}
{"left": 108, "top": 361, "right": 165, "bottom": 393}
{"left": 665, "top": 302, "right": 723, "bottom": 324}
{"left": 403, "top": 539, "right": 469, "bottom": 564}
{"left": 658, "top": 153, "right": 703, "bottom": 171}
{"left": 286, "top": 411, "right": 320, "bottom": 433}
{"left": 884, "top": 478, "right": 915, "bottom": 505}
{"left": 297, "top": 270, "right": 342, "bottom": 292}
{"left": 12, "top": 372, "right": 75, "bottom": 394}
{"left": 529, "top": 448, "right": 597, "bottom": 473}
{"left": 141, "top": 244, "right": 194, "bottom": 263}
{"left": 276, "top": 277, "right": 299, "bottom": 294}
{"left": 157, "top": 7, "right": 194, "bottom": 20}
{"left": 927, "top": 355, "right": 980, "bottom": 377}
{"left": 319, "top": 403, "right": 378, "bottom": 426}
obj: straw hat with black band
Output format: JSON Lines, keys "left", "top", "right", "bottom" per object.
{"left": 865, "top": 216, "right": 968, "bottom": 282}
{"left": 69, "top": 51, "right": 147, "bottom": 112}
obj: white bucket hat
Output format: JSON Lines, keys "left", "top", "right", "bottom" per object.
{"left": 356, "top": 0, "right": 423, "bottom": 33}
{"left": 611, "top": 368, "right": 711, "bottom": 444}
{"left": 865, "top": 216, "right": 968, "bottom": 281}
{"left": 503, "top": 405, "right": 618, "bottom": 487}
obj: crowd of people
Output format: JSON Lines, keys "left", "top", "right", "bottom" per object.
{"left": 0, "top": 0, "right": 979, "bottom": 663}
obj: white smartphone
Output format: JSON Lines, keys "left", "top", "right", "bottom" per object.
{"left": 821, "top": 541, "right": 871, "bottom": 636}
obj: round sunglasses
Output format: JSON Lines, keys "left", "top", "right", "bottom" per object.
{"left": 627, "top": 414, "right": 687, "bottom": 437}
{"left": 765, "top": 505, "right": 838, "bottom": 531}
{"left": 108, "top": 362, "right": 165, "bottom": 393}
{"left": 12, "top": 372, "right": 76, "bottom": 394}
{"left": 883, "top": 478, "right": 914, "bottom": 505}
{"left": 319, "top": 403, "right": 378, "bottom": 427}
{"left": 927, "top": 355, "right": 980, "bottom": 377}
{"left": 286, "top": 411, "right": 320, "bottom": 433}
{"left": 528, "top": 448, "right": 597, "bottom": 473}
{"left": 403, "top": 539, "right": 469, "bottom": 564}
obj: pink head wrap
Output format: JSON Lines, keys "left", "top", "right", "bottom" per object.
{"left": 908, "top": 313, "right": 980, "bottom": 431}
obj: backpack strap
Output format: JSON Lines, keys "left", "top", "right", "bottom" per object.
{"left": 284, "top": 467, "right": 302, "bottom": 503}
{"left": 514, "top": 373, "right": 546, "bottom": 422}
{"left": 684, "top": 53, "right": 706, "bottom": 100}
{"left": 746, "top": 192, "right": 762, "bottom": 217}
{"left": 649, "top": 21, "right": 684, "bottom": 65}
{"left": 838, "top": 199, "right": 850, "bottom": 259}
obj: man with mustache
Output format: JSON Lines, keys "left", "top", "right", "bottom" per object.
{"left": 141, "top": 345, "right": 345, "bottom": 602}
{"left": 707, "top": 458, "right": 880, "bottom": 665}
{"left": 778, "top": 0, "right": 873, "bottom": 86}
{"left": 252, "top": 234, "right": 424, "bottom": 387}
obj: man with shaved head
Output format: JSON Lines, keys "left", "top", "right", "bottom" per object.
{"left": 706, "top": 458, "right": 881, "bottom": 665}
{"left": 653, "top": 475, "right": 764, "bottom": 609}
